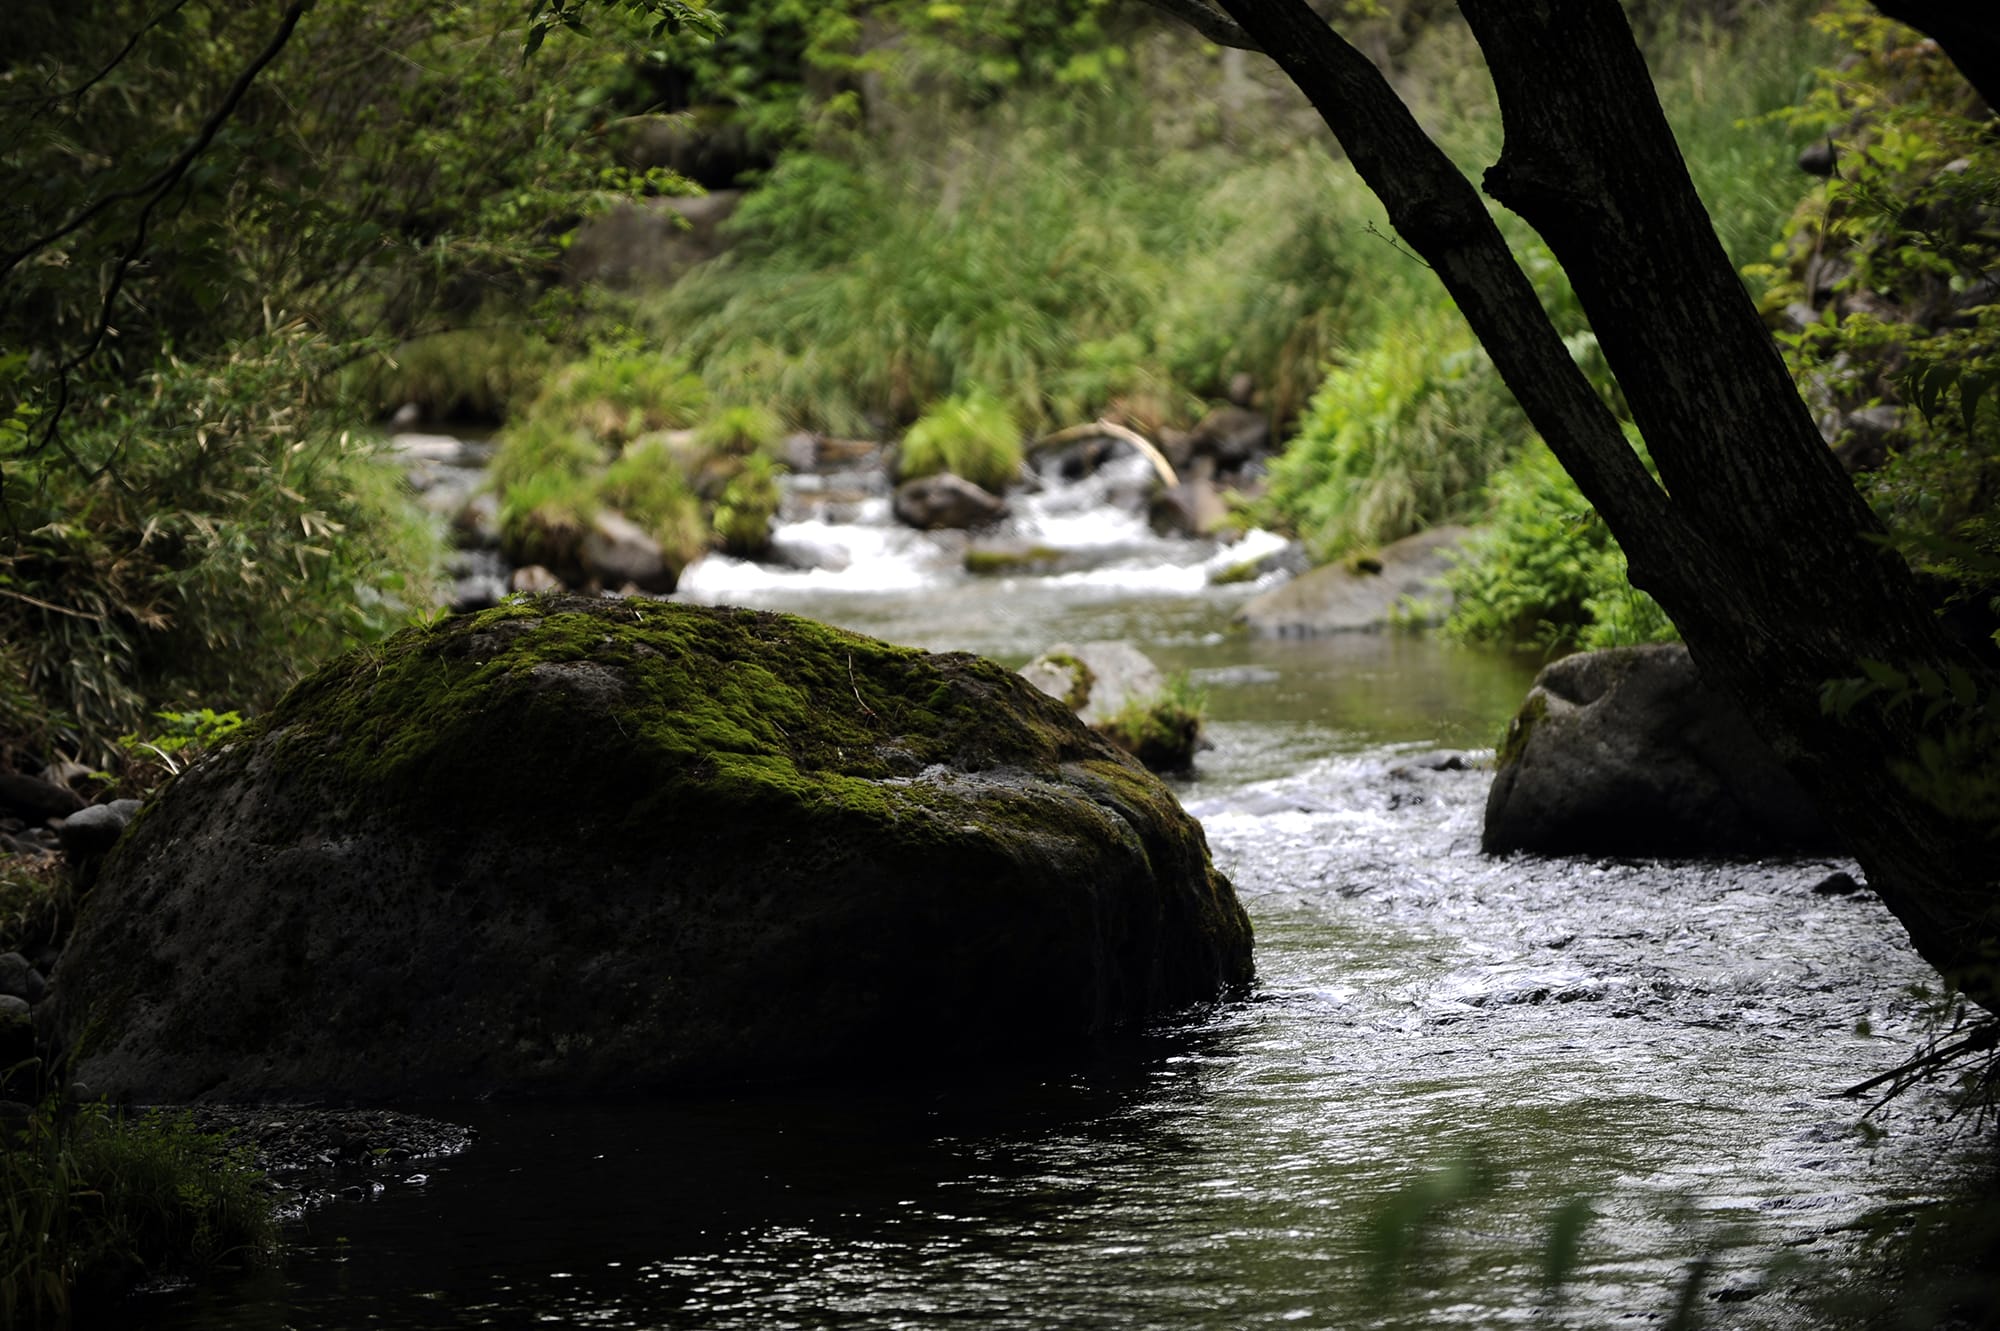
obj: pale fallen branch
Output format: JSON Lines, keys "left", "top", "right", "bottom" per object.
{"left": 1031, "top": 420, "right": 1180, "bottom": 489}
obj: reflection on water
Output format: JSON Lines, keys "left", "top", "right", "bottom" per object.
{"left": 123, "top": 591, "right": 1990, "bottom": 1331}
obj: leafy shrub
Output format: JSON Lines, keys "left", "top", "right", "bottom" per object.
{"left": 117, "top": 708, "right": 247, "bottom": 790}
{"left": 712, "top": 454, "right": 784, "bottom": 558}
{"left": 350, "top": 324, "right": 559, "bottom": 424}
{"left": 896, "top": 389, "right": 1023, "bottom": 492}
{"left": 651, "top": 89, "right": 1361, "bottom": 436}
{"left": 528, "top": 347, "right": 708, "bottom": 446}
{"left": 1748, "top": 7, "right": 2000, "bottom": 610}
{"left": 1, "top": 1104, "right": 277, "bottom": 1325}
{"left": 600, "top": 437, "right": 712, "bottom": 568}
{"left": 696, "top": 405, "right": 786, "bottom": 459}
{"left": 0, "top": 336, "right": 441, "bottom": 764}
{"left": 1442, "top": 445, "right": 1675, "bottom": 653}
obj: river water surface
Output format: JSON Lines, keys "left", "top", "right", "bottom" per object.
{"left": 130, "top": 471, "right": 1994, "bottom": 1329}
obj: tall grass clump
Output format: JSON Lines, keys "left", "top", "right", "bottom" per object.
{"left": 1, "top": 1104, "right": 277, "bottom": 1325}
{"left": 895, "top": 388, "right": 1023, "bottom": 492}
{"left": 349, "top": 322, "right": 559, "bottom": 424}
{"left": 1442, "top": 443, "right": 1675, "bottom": 653}
{"left": 1096, "top": 672, "right": 1209, "bottom": 775}
{"left": 526, "top": 346, "right": 709, "bottom": 446}
{"left": 490, "top": 353, "right": 791, "bottom": 574}
{"left": 1261, "top": 305, "right": 1532, "bottom": 559}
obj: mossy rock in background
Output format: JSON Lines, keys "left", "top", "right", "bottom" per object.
{"left": 48, "top": 598, "right": 1252, "bottom": 1103}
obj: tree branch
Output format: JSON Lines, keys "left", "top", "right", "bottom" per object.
{"left": 1137, "top": 0, "right": 1261, "bottom": 51}
{"left": 1873, "top": 1, "right": 2000, "bottom": 111}
{"left": 1209, "top": 0, "right": 1677, "bottom": 556}
{"left": 5, "top": 0, "right": 313, "bottom": 475}
{"left": 1, "top": 0, "right": 312, "bottom": 281}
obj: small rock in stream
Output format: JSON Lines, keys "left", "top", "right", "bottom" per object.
{"left": 1810, "top": 870, "right": 1866, "bottom": 897}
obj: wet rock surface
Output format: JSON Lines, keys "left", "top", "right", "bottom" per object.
{"left": 1021, "top": 641, "right": 1167, "bottom": 727}
{"left": 1483, "top": 642, "right": 1839, "bottom": 857}
{"left": 1236, "top": 525, "right": 1469, "bottom": 636}
{"left": 50, "top": 598, "right": 1252, "bottom": 1103}
{"left": 182, "top": 1106, "right": 475, "bottom": 1191}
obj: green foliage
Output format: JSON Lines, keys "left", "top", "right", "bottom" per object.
{"left": 0, "top": 858, "right": 68, "bottom": 970}
{"left": 116, "top": 708, "right": 247, "bottom": 789}
{"left": 1822, "top": 658, "right": 2000, "bottom": 836}
{"left": 351, "top": 324, "right": 560, "bottom": 424}
{"left": 712, "top": 453, "right": 783, "bottom": 557}
{"left": 0, "top": 337, "right": 441, "bottom": 765}
{"left": 1263, "top": 307, "right": 1529, "bottom": 560}
{"left": 1, "top": 1103, "right": 277, "bottom": 1325}
{"left": 1258, "top": 6, "right": 1820, "bottom": 614}
{"left": 1748, "top": 5, "right": 2000, "bottom": 602}
{"left": 650, "top": 89, "right": 1361, "bottom": 435}
{"left": 1442, "top": 445, "right": 1676, "bottom": 653}
{"left": 527, "top": 347, "right": 710, "bottom": 446}
{"left": 492, "top": 353, "right": 779, "bottom": 570}
{"left": 2, "top": 0, "right": 716, "bottom": 762}
{"left": 1096, "top": 672, "right": 1207, "bottom": 775}
{"left": 600, "top": 436, "right": 712, "bottom": 566}
{"left": 1361, "top": 1148, "right": 1503, "bottom": 1299}
{"left": 896, "top": 389, "right": 1023, "bottom": 492}
{"left": 696, "top": 404, "right": 786, "bottom": 458}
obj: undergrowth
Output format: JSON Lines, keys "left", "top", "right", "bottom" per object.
{"left": 1, "top": 1104, "right": 277, "bottom": 1327}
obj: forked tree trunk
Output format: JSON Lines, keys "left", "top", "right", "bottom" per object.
{"left": 1208, "top": 0, "right": 2000, "bottom": 1008}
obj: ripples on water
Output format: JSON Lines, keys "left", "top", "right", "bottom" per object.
{"left": 133, "top": 745, "right": 1988, "bottom": 1331}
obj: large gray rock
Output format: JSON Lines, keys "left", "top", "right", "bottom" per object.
{"left": 1020, "top": 642, "right": 1167, "bottom": 727}
{"left": 580, "top": 509, "right": 675, "bottom": 593}
{"left": 1483, "top": 643, "right": 1837, "bottom": 857}
{"left": 1236, "top": 526, "right": 1469, "bottom": 636}
{"left": 0, "top": 952, "right": 45, "bottom": 1004}
{"left": 0, "top": 771, "right": 85, "bottom": 820}
{"left": 48, "top": 599, "right": 1251, "bottom": 1103}
{"left": 564, "top": 191, "right": 742, "bottom": 289}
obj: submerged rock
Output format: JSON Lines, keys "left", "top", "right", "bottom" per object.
{"left": 1483, "top": 643, "right": 1838, "bottom": 858}
{"left": 49, "top": 598, "right": 1251, "bottom": 1103}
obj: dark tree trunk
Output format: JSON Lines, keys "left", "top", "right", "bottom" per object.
{"left": 1874, "top": 1, "right": 2000, "bottom": 111}
{"left": 1211, "top": 0, "right": 2000, "bottom": 1008}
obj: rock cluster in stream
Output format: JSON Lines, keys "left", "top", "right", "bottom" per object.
{"left": 397, "top": 398, "right": 1294, "bottom": 614}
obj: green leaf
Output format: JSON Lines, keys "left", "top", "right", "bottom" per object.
{"left": 1858, "top": 658, "right": 1905, "bottom": 688}
{"left": 1961, "top": 370, "right": 1994, "bottom": 437}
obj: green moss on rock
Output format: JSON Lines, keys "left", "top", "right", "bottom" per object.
{"left": 54, "top": 598, "right": 1253, "bottom": 1102}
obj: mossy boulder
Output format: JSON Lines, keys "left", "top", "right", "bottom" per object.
{"left": 47, "top": 598, "right": 1252, "bottom": 1103}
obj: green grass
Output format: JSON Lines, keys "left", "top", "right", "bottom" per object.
{"left": 1, "top": 1104, "right": 277, "bottom": 1326}
{"left": 1096, "top": 672, "right": 1208, "bottom": 774}
{"left": 642, "top": 90, "right": 1373, "bottom": 437}
{"left": 896, "top": 388, "right": 1023, "bottom": 492}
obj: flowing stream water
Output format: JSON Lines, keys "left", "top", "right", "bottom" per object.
{"left": 127, "top": 457, "right": 1994, "bottom": 1329}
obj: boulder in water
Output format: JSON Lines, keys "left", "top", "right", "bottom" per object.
{"left": 892, "top": 473, "right": 1006, "bottom": 531}
{"left": 1236, "top": 526, "right": 1468, "bottom": 636}
{"left": 1483, "top": 643, "right": 1838, "bottom": 857}
{"left": 48, "top": 598, "right": 1251, "bottom": 1102}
